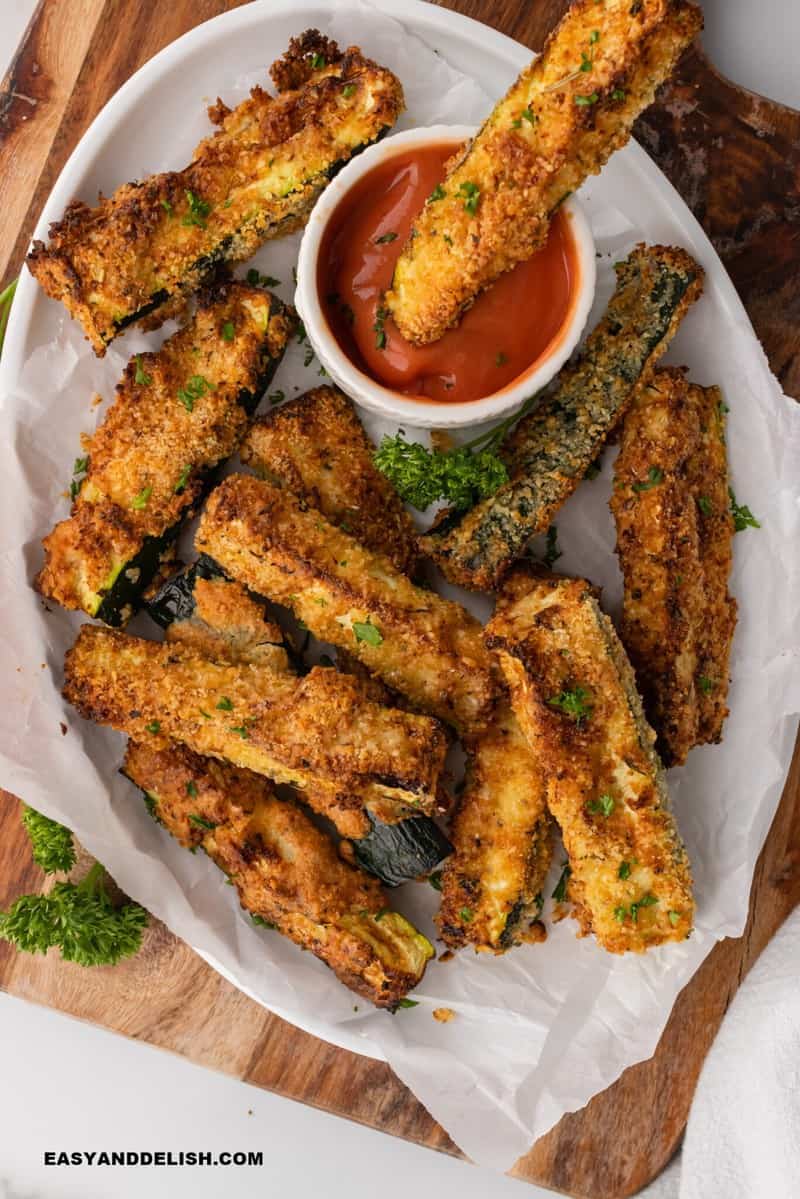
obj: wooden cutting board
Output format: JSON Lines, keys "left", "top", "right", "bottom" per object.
{"left": 1, "top": 3, "right": 799, "bottom": 1196}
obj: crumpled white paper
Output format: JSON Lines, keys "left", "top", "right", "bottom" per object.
{"left": 0, "top": 0, "right": 798, "bottom": 1173}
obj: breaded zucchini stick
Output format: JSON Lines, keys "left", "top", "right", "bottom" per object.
{"left": 437, "top": 704, "right": 552, "bottom": 952}
{"left": 385, "top": 0, "right": 702, "bottom": 344}
{"left": 422, "top": 245, "right": 704, "bottom": 591}
{"left": 196, "top": 474, "right": 497, "bottom": 733}
{"left": 689, "top": 383, "right": 737, "bottom": 745}
{"left": 145, "top": 559, "right": 452, "bottom": 882}
{"left": 36, "top": 282, "right": 293, "bottom": 627}
{"left": 611, "top": 370, "right": 736, "bottom": 763}
{"left": 240, "top": 386, "right": 420, "bottom": 576}
{"left": 123, "top": 742, "right": 433, "bottom": 1007}
{"left": 28, "top": 32, "right": 403, "bottom": 353}
{"left": 486, "top": 568, "right": 693, "bottom": 953}
{"left": 64, "top": 626, "right": 447, "bottom": 814}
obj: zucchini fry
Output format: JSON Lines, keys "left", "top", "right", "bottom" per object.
{"left": 438, "top": 704, "right": 552, "bottom": 952}
{"left": 385, "top": 0, "right": 702, "bottom": 345}
{"left": 36, "top": 282, "right": 293, "bottom": 626}
{"left": 486, "top": 567, "right": 694, "bottom": 953}
{"left": 64, "top": 626, "right": 447, "bottom": 814}
{"left": 123, "top": 742, "right": 433, "bottom": 1007}
{"left": 196, "top": 474, "right": 497, "bottom": 733}
{"left": 422, "top": 245, "right": 704, "bottom": 591}
{"left": 611, "top": 370, "right": 736, "bottom": 763}
{"left": 28, "top": 32, "right": 404, "bottom": 353}
{"left": 240, "top": 386, "right": 420, "bottom": 576}
{"left": 146, "top": 559, "right": 452, "bottom": 883}
{"left": 690, "top": 383, "right": 737, "bottom": 746}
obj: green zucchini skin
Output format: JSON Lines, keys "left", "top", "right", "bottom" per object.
{"left": 421, "top": 245, "right": 705, "bottom": 591}
{"left": 145, "top": 554, "right": 226, "bottom": 629}
{"left": 352, "top": 811, "right": 452, "bottom": 888}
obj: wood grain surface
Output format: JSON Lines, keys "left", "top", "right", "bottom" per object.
{"left": 1, "top": 3, "right": 798, "bottom": 1197}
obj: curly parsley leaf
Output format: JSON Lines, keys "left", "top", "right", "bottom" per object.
{"left": 21, "top": 806, "right": 76, "bottom": 874}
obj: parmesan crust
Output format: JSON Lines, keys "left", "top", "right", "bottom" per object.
{"left": 123, "top": 741, "right": 433, "bottom": 1007}
{"left": 385, "top": 0, "right": 702, "bottom": 344}
{"left": 28, "top": 32, "right": 404, "bottom": 353}
{"left": 486, "top": 567, "right": 694, "bottom": 953}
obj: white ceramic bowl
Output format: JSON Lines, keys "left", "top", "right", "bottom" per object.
{"left": 296, "top": 124, "right": 597, "bottom": 429}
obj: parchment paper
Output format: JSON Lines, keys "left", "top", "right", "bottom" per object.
{"left": 0, "top": 1, "right": 798, "bottom": 1171}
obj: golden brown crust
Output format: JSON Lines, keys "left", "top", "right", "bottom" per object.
{"left": 63, "top": 626, "right": 447, "bottom": 813}
{"left": 123, "top": 741, "right": 432, "bottom": 1006}
{"left": 438, "top": 704, "right": 552, "bottom": 952}
{"left": 196, "top": 474, "right": 497, "bottom": 733}
{"left": 165, "top": 574, "right": 291, "bottom": 676}
{"left": 486, "top": 567, "right": 694, "bottom": 953}
{"left": 385, "top": 0, "right": 702, "bottom": 344}
{"left": 240, "top": 387, "right": 420, "bottom": 576}
{"left": 611, "top": 371, "right": 736, "bottom": 762}
{"left": 27, "top": 35, "right": 404, "bottom": 353}
{"left": 35, "top": 283, "right": 293, "bottom": 623}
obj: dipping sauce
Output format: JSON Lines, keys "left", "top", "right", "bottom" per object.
{"left": 318, "top": 141, "right": 579, "bottom": 405}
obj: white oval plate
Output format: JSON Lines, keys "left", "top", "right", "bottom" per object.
{"left": 1, "top": 0, "right": 796, "bottom": 1127}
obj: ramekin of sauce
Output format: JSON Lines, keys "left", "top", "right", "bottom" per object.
{"left": 296, "top": 126, "right": 596, "bottom": 429}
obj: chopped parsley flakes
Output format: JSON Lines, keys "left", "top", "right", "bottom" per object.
{"left": 547, "top": 685, "right": 593, "bottom": 725}
{"left": 352, "top": 619, "right": 383, "bottom": 647}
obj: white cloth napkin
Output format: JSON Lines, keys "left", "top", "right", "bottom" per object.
{"left": 641, "top": 907, "right": 800, "bottom": 1199}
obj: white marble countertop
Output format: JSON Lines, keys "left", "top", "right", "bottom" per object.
{"left": 1, "top": 2, "right": 796, "bottom": 1196}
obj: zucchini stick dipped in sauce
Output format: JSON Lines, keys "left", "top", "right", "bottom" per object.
{"left": 486, "top": 567, "right": 694, "bottom": 953}
{"left": 610, "top": 370, "right": 737, "bottom": 764}
{"left": 385, "top": 0, "right": 702, "bottom": 345}
{"left": 146, "top": 559, "right": 453, "bottom": 885}
{"left": 195, "top": 474, "right": 498, "bottom": 734}
{"left": 438, "top": 704, "right": 552, "bottom": 952}
{"left": 422, "top": 244, "right": 704, "bottom": 591}
{"left": 28, "top": 32, "right": 404, "bottom": 353}
{"left": 123, "top": 742, "right": 433, "bottom": 1007}
{"left": 241, "top": 386, "right": 421, "bottom": 577}
{"left": 63, "top": 626, "right": 448, "bottom": 814}
{"left": 36, "top": 281, "right": 294, "bottom": 627}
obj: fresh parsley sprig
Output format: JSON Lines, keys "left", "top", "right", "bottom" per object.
{"left": 0, "top": 808, "right": 147, "bottom": 968}
{"left": 374, "top": 393, "right": 541, "bottom": 511}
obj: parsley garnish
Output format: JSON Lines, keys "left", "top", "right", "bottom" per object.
{"left": 459, "top": 907, "right": 473, "bottom": 923}
{"left": 182, "top": 190, "right": 211, "bottom": 228}
{"left": 230, "top": 725, "right": 250, "bottom": 739}
{"left": 186, "top": 781, "right": 198, "bottom": 798}
{"left": 697, "top": 495, "right": 713, "bottom": 516}
{"left": 216, "top": 697, "right": 234, "bottom": 711}
{"left": 458, "top": 181, "right": 480, "bottom": 215}
{"left": 552, "top": 862, "right": 571, "bottom": 902}
{"left": 189, "top": 813, "right": 217, "bottom": 831}
{"left": 668, "top": 910, "right": 681, "bottom": 927}
{"left": 69, "top": 455, "right": 89, "bottom": 500}
{"left": 428, "top": 184, "right": 446, "bottom": 202}
{"left": 174, "top": 464, "right": 191, "bottom": 494}
{"left": 268, "top": 390, "right": 285, "bottom": 406}
{"left": 222, "top": 321, "right": 235, "bottom": 341}
{"left": 543, "top": 524, "right": 562, "bottom": 569}
{"left": 246, "top": 268, "right": 281, "bottom": 288}
{"left": 428, "top": 871, "right": 443, "bottom": 892}
{"left": 375, "top": 231, "right": 398, "bottom": 244}
{"left": 134, "top": 355, "right": 151, "bottom": 386}
{"left": 632, "top": 466, "right": 664, "bottom": 493}
{"left": 611, "top": 88, "right": 626, "bottom": 100}
{"left": 145, "top": 721, "right": 161, "bottom": 734}
{"left": 21, "top": 807, "right": 76, "bottom": 874}
{"left": 697, "top": 675, "right": 715, "bottom": 694}
{"left": 310, "top": 52, "right": 326, "bottom": 68}
{"left": 616, "top": 893, "right": 659, "bottom": 923}
{"left": 160, "top": 199, "right": 173, "bottom": 216}
{"left": 575, "top": 92, "right": 599, "bottom": 106}
{"left": 251, "top": 914, "right": 276, "bottom": 929}
{"left": 587, "top": 794, "right": 615, "bottom": 818}
{"left": 177, "top": 375, "right": 211, "bottom": 412}
{"left": 131, "top": 485, "right": 152, "bottom": 510}
{"left": 618, "top": 861, "right": 631, "bottom": 880}
{"left": 353, "top": 619, "right": 383, "bottom": 647}
{"left": 396, "top": 998, "right": 419, "bottom": 1008}
{"left": 373, "top": 306, "right": 389, "bottom": 350}
{"left": 342, "top": 83, "right": 356, "bottom": 98}
{"left": 729, "top": 487, "right": 760, "bottom": 532}
{"left": 547, "top": 686, "right": 593, "bottom": 725}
